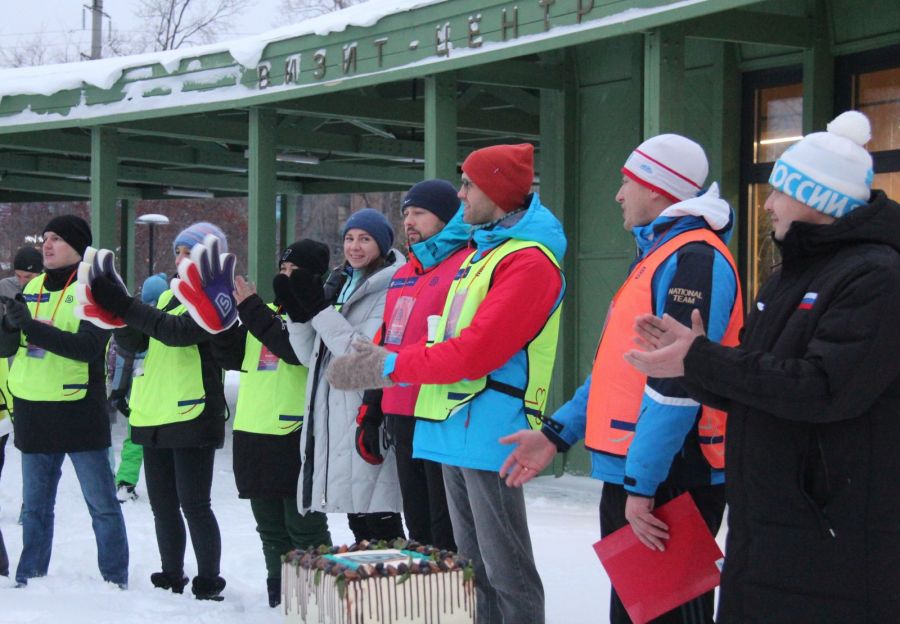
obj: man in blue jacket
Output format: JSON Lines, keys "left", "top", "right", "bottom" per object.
{"left": 501, "top": 134, "right": 742, "bottom": 624}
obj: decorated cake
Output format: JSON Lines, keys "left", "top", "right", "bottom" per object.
{"left": 282, "top": 539, "right": 475, "bottom": 624}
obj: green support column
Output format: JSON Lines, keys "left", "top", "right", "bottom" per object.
{"left": 711, "top": 42, "right": 742, "bottom": 251}
{"left": 643, "top": 26, "right": 685, "bottom": 138}
{"left": 803, "top": 2, "right": 833, "bottom": 133}
{"left": 539, "top": 50, "right": 578, "bottom": 477}
{"left": 120, "top": 199, "right": 136, "bottom": 291}
{"left": 90, "top": 127, "right": 119, "bottom": 251}
{"left": 424, "top": 73, "right": 458, "bottom": 183}
{"left": 283, "top": 195, "right": 299, "bottom": 247}
{"left": 248, "top": 107, "right": 278, "bottom": 301}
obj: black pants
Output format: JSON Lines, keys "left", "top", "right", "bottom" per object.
{"left": 0, "top": 434, "right": 7, "bottom": 482}
{"left": 346, "top": 512, "right": 405, "bottom": 543}
{"left": 388, "top": 415, "right": 456, "bottom": 550}
{"left": 600, "top": 482, "right": 726, "bottom": 624}
{"left": 0, "top": 525, "right": 8, "bottom": 577}
{"left": 143, "top": 445, "right": 221, "bottom": 579}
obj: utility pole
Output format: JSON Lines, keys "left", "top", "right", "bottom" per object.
{"left": 82, "top": 0, "right": 110, "bottom": 60}
{"left": 91, "top": 0, "right": 103, "bottom": 59}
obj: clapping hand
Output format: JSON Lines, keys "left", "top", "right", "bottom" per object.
{"left": 624, "top": 309, "right": 706, "bottom": 378}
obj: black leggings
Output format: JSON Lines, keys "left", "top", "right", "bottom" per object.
{"left": 143, "top": 446, "right": 221, "bottom": 579}
{"left": 346, "top": 512, "right": 405, "bottom": 544}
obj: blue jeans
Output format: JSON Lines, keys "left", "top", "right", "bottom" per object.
{"left": 17, "top": 449, "right": 129, "bottom": 585}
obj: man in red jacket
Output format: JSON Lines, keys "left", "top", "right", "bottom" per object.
{"left": 355, "top": 179, "right": 470, "bottom": 550}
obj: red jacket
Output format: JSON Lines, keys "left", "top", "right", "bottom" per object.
{"left": 380, "top": 246, "right": 471, "bottom": 416}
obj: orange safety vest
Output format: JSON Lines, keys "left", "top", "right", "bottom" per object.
{"left": 584, "top": 228, "right": 743, "bottom": 469}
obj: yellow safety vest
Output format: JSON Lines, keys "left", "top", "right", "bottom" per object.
{"left": 233, "top": 304, "right": 307, "bottom": 435}
{"left": 129, "top": 290, "right": 207, "bottom": 427}
{"left": 415, "top": 239, "right": 562, "bottom": 429}
{"left": 0, "top": 357, "right": 12, "bottom": 427}
{"left": 8, "top": 274, "right": 90, "bottom": 402}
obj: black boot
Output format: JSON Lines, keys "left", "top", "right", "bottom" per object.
{"left": 267, "top": 577, "right": 281, "bottom": 608}
{"left": 150, "top": 571, "right": 189, "bottom": 594}
{"left": 192, "top": 575, "right": 226, "bottom": 601}
{"left": 0, "top": 527, "right": 9, "bottom": 577}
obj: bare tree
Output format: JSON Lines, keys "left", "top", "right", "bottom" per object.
{"left": 276, "top": 0, "right": 368, "bottom": 21}
{"left": 0, "top": 30, "right": 81, "bottom": 67}
{"left": 132, "top": 0, "right": 248, "bottom": 52}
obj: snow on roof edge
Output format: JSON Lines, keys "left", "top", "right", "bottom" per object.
{"left": 0, "top": 0, "right": 446, "bottom": 99}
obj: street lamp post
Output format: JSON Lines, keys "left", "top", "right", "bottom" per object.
{"left": 135, "top": 213, "right": 170, "bottom": 278}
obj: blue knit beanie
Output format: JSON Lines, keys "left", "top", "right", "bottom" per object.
{"left": 172, "top": 222, "right": 228, "bottom": 254}
{"left": 141, "top": 273, "right": 168, "bottom": 305}
{"left": 341, "top": 208, "right": 394, "bottom": 257}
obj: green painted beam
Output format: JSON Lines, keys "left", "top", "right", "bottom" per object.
{"left": 120, "top": 199, "right": 136, "bottom": 290}
{"left": 643, "top": 25, "right": 686, "bottom": 138}
{"left": 538, "top": 48, "right": 578, "bottom": 477}
{"left": 709, "top": 42, "right": 742, "bottom": 274}
{"left": 424, "top": 73, "right": 458, "bottom": 183}
{"left": 91, "top": 127, "right": 119, "bottom": 250}
{"left": 802, "top": 0, "right": 834, "bottom": 134}
{"left": 274, "top": 94, "right": 539, "bottom": 138}
{"left": 458, "top": 60, "right": 564, "bottom": 90}
{"left": 683, "top": 10, "right": 812, "bottom": 48}
{"left": 0, "top": 173, "right": 138, "bottom": 199}
{"left": 248, "top": 107, "right": 278, "bottom": 301}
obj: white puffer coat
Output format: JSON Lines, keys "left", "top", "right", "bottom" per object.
{"left": 288, "top": 250, "right": 405, "bottom": 514}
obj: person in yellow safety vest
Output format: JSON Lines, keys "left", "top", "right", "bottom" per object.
{"left": 209, "top": 239, "right": 333, "bottom": 609}
{"left": 501, "top": 134, "right": 743, "bottom": 624}
{"left": 326, "top": 143, "right": 567, "bottom": 624}
{"left": 0, "top": 356, "right": 12, "bottom": 577}
{"left": 0, "top": 215, "right": 129, "bottom": 588}
{"left": 88, "top": 221, "right": 231, "bottom": 601}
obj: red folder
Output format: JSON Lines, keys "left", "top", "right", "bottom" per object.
{"left": 593, "top": 493, "right": 724, "bottom": 624}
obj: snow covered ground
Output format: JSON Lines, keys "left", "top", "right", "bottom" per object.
{"left": 0, "top": 372, "right": 613, "bottom": 623}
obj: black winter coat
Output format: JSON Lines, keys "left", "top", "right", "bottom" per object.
{"left": 115, "top": 292, "right": 230, "bottom": 449}
{"left": 682, "top": 191, "right": 900, "bottom": 623}
{"left": 211, "top": 294, "right": 302, "bottom": 499}
{"left": 0, "top": 266, "right": 111, "bottom": 454}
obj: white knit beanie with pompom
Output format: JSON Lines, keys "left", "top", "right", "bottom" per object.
{"left": 768, "top": 110, "right": 874, "bottom": 218}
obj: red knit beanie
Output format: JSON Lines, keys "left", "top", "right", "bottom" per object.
{"left": 461, "top": 143, "right": 534, "bottom": 212}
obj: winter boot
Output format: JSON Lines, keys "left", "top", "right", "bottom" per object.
{"left": 192, "top": 575, "right": 226, "bottom": 601}
{"left": 267, "top": 577, "right": 281, "bottom": 608}
{"left": 0, "top": 527, "right": 8, "bottom": 577}
{"left": 116, "top": 482, "right": 139, "bottom": 503}
{"left": 151, "top": 571, "right": 189, "bottom": 594}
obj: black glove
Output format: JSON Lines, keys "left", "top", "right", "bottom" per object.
{"left": 91, "top": 273, "right": 134, "bottom": 318}
{"left": 354, "top": 396, "right": 385, "bottom": 465}
{"left": 290, "top": 268, "right": 328, "bottom": 321}
{"left": 272, "top": 273, "right": 306, "bottom": 322}
{"left": 1, "top": 294, "right": 32, "bottom": 330}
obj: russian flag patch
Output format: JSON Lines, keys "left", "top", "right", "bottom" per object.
{"left": 798, "top": 292, "right": 817, "bottom": 310}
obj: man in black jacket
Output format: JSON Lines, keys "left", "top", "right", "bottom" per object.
{"left": 0, "top": 215, "right": 128, "bottom": 588}
{"left": 626, "top": 111, "right": 900, "bottom": 622}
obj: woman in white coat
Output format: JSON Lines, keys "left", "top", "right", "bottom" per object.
{"left": 281, "top": 208, "right": 405, "bottom": 542}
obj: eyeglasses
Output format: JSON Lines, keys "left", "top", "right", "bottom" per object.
{"left": 460, "top": 179, "right": 474, "bottom": 192}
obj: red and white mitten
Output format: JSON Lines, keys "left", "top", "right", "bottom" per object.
{"left": 170, "top": 233, "right": 237, "bottom": 334}
{"left": 74, "top": 246, "right": 129, "bottom": 329}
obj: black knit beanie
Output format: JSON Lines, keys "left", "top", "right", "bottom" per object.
{"left": 280, "top": 239, "right": 330, "bottom": 276}
{"left": 43, "top": 215, "right": 92, "bottom": 258}
{"left": 13, "top": 246, "right": 43, "bottom": 272}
